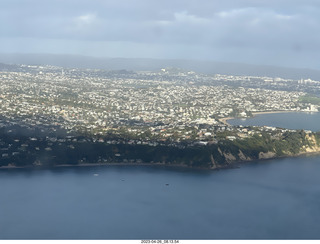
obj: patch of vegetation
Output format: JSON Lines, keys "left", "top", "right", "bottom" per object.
{"left": 299, "top": 95, "right": 320, "bottom": 105}
{"left": 1, "top": 124, "right": 320, "bottom": 169}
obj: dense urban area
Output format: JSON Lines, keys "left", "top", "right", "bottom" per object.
{"left": 1, "top": 63, "right": 320, "bottom": 168}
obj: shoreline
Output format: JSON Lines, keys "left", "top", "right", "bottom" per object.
{"left": 2, "top": 150, "right": 320, "bottom": 171}
{"left": 1, "top": 111, "right": 319, "bottom": 171}
{"left": 252, "top": 110, "right": 303, "bottom": 116}
{"left": 219, "top": 117, "right": 233, "bottom": 126}
{"left": 0, "top": 162, "right": 196, "bottom": 170}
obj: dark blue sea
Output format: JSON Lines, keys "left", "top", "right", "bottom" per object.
{"left": 1, "top": 112, "right": 320, "bottom": 240}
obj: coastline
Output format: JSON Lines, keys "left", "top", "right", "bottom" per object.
{"left": 252, "top": 110, "right": 301, "bottom": 116}
{"left": 0, "top": 162, "right": 195, "bottom": 170}
{"left": 214, "top": 149, "right": 320, "bottom": 171}
{"left": 2, "top": 149, "right": 320, "bottom": 171}
{"left": 219, "top": 116, "right": 233, "bottom": 126}
{"left": 1, "top": 110, "right": 319, "bottom": 171}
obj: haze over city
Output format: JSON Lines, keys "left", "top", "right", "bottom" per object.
{"left": 1, "top": 0, "right": 320, "bottom": 69}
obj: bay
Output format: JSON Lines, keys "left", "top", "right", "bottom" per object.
{"left": 1, "top": 112, "right": 320, "bottom": 240}
{"left": 227, "top": 112, "right": 320, "bottom": 131}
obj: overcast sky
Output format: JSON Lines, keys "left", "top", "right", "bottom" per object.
{"left": 1, "top": 0, "right": 320, "bottom": 69}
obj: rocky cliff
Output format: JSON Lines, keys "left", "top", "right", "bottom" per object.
{"left": 209, "top": 133, "right": 320, "bottom": 170}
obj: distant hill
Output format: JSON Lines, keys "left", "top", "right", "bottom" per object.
{"left": 0, "top": 62, "right": 20, "bottom": 71}
{"left": 1, "top": 53, "right": 320, "bottom": 80}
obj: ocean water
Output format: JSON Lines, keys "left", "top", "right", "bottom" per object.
{"left": 1, "top": 112, "right": 320, "bottom": 240}
{"left": 227, "top": 112, "right": 320, "bottom": 131}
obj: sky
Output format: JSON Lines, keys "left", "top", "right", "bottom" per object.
{"left": 1, "top": 0, "right": 320, "bottom": 69}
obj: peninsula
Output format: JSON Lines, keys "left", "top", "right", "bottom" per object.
{"left": 1, "top": 63, "right": 320, "bottom": 169}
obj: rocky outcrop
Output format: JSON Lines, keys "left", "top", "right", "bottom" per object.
{"left": 302, "top": 134, "right": 320, "bottom": 153}
{"left": 210, "top": 154, "right": 218, "bottom": 169}
{"left": 223, "top": 152, "right": 236, "bottom": 163}
{"left": 209, "top": 133, "right": 320, "bottom": 170}
{"left": 238, "top": 150, "right": 252, "bottom": 161}
{"left": 258, "top": 151, "right": 276, "bottom": 159}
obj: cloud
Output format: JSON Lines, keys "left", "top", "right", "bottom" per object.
{"left": 71, "top": 13, "right": 97, "bottom": 31}
{"left": 75, "top": 14, "right": 97, "bottom": 25}
{"left": 0, "top": 0, "right": 320, "bottom": 68}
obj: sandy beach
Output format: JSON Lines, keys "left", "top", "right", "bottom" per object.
{"left": 219, "top": 117, "right": 234, "bottom": 125}
{"left": 251, "top": 110, "right": 299, "bottom": 116}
